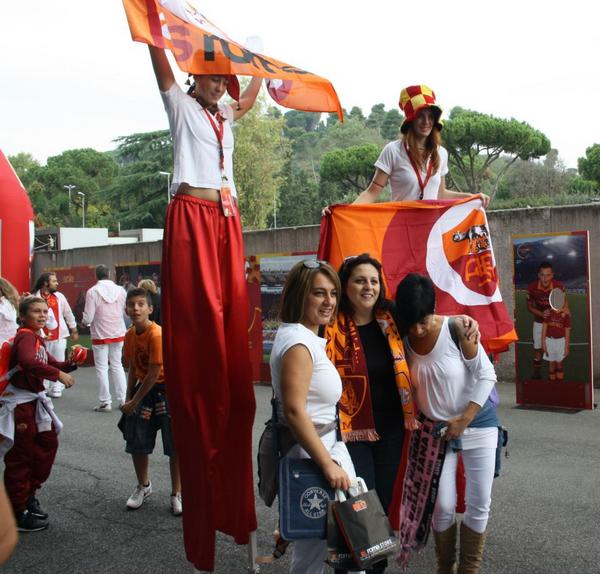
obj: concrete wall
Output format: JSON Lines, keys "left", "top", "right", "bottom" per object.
{"left": 33, "top": 203, "right": 599, "bottom": 382}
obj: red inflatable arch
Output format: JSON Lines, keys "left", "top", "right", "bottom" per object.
{"left": 0, "top": 150, "right": 35, "bottom": 293}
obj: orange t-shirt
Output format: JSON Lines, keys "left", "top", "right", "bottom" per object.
{"left": 124, "top": 322, "right": 164, "bottom": 384}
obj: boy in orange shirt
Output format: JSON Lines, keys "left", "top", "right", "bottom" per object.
{"left": 119, "top": 288, "right": 181, "bottom": 515}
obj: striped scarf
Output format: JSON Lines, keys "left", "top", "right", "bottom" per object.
{"left": 325, "top": 309, "right": 415, "bottom": 442}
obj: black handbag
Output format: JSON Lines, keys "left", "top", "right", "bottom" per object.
{"left": 278, "top": 457, "right": 335, "bottom": 540}
{"left": 331, "top": 478, "right": 399, "bottom": 570}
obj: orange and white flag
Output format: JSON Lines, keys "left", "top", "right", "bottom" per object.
{"left": 318, "top": 196, "right": 518, "bottom": 353}
{"left": 123, "top": 0, "right": 343, "bottom": 119}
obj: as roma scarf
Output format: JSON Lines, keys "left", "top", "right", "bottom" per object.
{"left": 325, "top": 309, "right": 415, "bottom": 442}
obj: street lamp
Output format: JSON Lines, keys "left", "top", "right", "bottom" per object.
{"left": 159, "top": 171, "right": 171, "bottom": 203}
{"left": 63, "top": 184, "right": 77, "bottom": 203}
{"left": 77, "top": 191, "right": 86, "bottom": 228}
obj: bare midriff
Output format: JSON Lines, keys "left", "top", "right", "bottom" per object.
{"left": 176, "top": 184, "right": 220, "bottom": 202}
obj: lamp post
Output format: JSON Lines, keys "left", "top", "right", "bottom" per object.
{"left": 159, "top": 171, "right": 171, "bottom": 203}
{"left": 63, "top": 184, "right": 77, "bottom": 204}
{"left": 77, "top": 191, "right": 86, "bottom": 228}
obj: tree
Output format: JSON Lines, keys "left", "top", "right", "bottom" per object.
{"left": 273, "top": 161, "right": 320, "bottom": 227}
{"left": 320, "top": 143, "right": 381, "bottom": 204}
{"left": 380, "top": 109, "right": 403, "bottom": 141}
{"left": 578, "top": 143, "right": 600, "bottom": 185}
{"left": 234, "top": 98, "right": 290, "bottom": 229}
{"left": 366, "top": 103, "right": 386, "bottom": 131}
{"left": 283, "top": 110, "right": 321, "bottom": 133}
{"left": 8, "top": 153, "right": 41, "bottom": 188}
{"left": 443, "top": 107, "right": 551, "bottom": 201}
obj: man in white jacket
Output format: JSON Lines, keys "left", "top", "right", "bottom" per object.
{"left": 82, "top": 265, "right": 127, "bottom": 412}
{"left": 33, "top": 272, "right": 79, "bottom": 398}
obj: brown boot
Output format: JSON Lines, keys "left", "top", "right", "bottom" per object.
{"left": 458, "top": 523, "right": 486, "bottom": 574}
{"left": 433, "top": 522, "right": 457, "bottom": 574}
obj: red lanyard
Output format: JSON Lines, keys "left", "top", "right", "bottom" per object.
{"left": 404, "top": 142, "right": 434, "bottom": 200}
{"left": 203, "top": 109, "right": 225, "bottom": 172}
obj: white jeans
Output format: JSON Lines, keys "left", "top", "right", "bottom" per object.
{"left": 45, "top": 338, "right": 67, "bottom": 393}
{"left": 92, "top": 342, "right": 126, "bottom": 405}
{"left": 432, "top": 447, "right": 496, "bottom": 534}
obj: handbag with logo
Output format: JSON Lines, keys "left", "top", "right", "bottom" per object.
{"left": 332, "top": 478, "right": 399, "bottom": 570}
{"left": 278, "top": 457, "right": 335, "bottom": 540}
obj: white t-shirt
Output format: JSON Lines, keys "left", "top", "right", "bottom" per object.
{"left": 160, "top": 83, "right": 237, "bottom": 197}
{"left": 0, "top": 298, "right": 17, "bottom": 344}
{"left": 270, "top": 323, "right": 342, "bottom": 426}
{"left": 375, "top": 141, "right": 449, "bottom": 201}
{"left": 270, "top": 323, "right": 354, "bottom": 473}
{"left": 405, "top": 317, "right": 497, "bottom": 449}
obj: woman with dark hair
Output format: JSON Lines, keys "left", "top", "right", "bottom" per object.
{"left": 270, "top": 259, "right": 358, "bottom": 573}
{"left": 395, "top": 273, "right": 499, "bottom": 574}
{"left": 353, "top": 85, "right": 490, "bottom": 207}
{"left": 324, "top": 253, "right": 416, "bottom": 574}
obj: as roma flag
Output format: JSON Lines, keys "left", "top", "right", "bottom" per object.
{"left": 123, "top": 0, "right": 343, "bottom": 118}
{"left": 318, "top": 196, "right": 517, "bottom": 353}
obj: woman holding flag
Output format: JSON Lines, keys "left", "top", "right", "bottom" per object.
{"left": 147, "top": 45, "right": 262, "bottom": 571}
{"left": 353, "top": 85, "right": 491, "bottom": 207}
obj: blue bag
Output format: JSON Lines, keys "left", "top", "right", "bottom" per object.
{"left": 278, "top": 457, "right": 335, "bottom": 540}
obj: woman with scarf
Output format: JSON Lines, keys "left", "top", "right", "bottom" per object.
{"left": 324, "top": 254, "right": 415, "bottom": 574}
{"left": 395, "top": 273, "right": 499, "bottom": 574}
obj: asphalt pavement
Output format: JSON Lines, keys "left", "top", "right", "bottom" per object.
{"left": 2, "top": 367, "right": 599, "bottom": 574}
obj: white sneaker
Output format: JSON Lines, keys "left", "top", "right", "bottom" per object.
{"left": 94, "top": 403, "right": 112, "bottom": 413}
{"left": 170, "top": 492, "right": 182, "bottom": 516}
{"left": 126, "top": 482, "right": 152, "bottom": 510}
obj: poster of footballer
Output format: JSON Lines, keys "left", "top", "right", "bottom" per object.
{"left": 512, "top": 231, "right": 593, "bottom": 409}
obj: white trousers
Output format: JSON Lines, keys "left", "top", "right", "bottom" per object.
{"left": 44, "top": 338, "right": 67, "bottom": 393}
{"left": 92, "top": 342, "right": 126, "bottom": 405}
{"left": 432, "top": 447, "right": 496, "bottom": 534}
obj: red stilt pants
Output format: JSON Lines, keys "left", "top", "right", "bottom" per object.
{"left": 161, "top": 195, "right": 257, "bottom": 572}
{"left": 4, "top": 400, "right": 58, "bottom": 513}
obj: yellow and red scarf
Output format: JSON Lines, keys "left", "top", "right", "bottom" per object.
{"left": 325, "top": 310, "right": 415, "bottom": 442}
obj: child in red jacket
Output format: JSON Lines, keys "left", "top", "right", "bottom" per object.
{"left": 1, "top": 297, "right": 79, "bottom": 532}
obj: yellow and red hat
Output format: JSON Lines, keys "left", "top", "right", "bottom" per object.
{"left": 399, "top": 84, "right": 443, "bottom": 134}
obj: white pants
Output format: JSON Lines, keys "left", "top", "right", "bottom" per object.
{"left": 44, "top": 338, "right": 67, "bottom": 393}
{"left": 532, "top": 322, "right": 543, "bottom": 349}
{"left": 92, "top": 342, "right": 126, "bottom": 405}
{"left": 432, "top": 447, "right": 496, "bottom": 534}
{"left": 544, "top": 337, "right": 566, "bottom": 362}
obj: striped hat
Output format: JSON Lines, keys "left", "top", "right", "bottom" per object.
{"left": 399, "top": 85, "right": 443, "bottom": 134}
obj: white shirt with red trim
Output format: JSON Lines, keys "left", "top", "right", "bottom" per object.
{"left": 33, "top": 290, "right": 76, "bottom": 341}
{"left": 160, "top": 83, "right": 237, "bottom": 197}
{"left": 375, "top": 141, "right": 449, "bottom": 201}
{"left": 82, "top": 280, "right": 126, "bottom": 343}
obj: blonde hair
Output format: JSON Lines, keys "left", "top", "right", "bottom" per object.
{"left": 279, "top": 261, "right": 340, "bottom": 324}
{"left": 137, "top": 279, "right": 157, "bottom": 294}
{"left": 0, "top": 277, "right": 19, "bottom": 311}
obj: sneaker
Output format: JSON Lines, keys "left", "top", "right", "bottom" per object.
{"left": 27, "top": 496, "right": 48, "bottom": 520}
{"left": 16, "top": 509, "right": 49, "bottom": 532}
{"left": 126, "top": 482, "right": 152, "bottom": 510}
{"left": 94, "top": 403, "right": 112, "bottom": 413}
{"left": 48, "top": 388, "right": 62, "bottom": 398}
{"left": 170, "top": 492, "right": 182, "bottom": 516}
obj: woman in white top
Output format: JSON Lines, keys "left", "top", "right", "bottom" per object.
{"left": 147, "top": 47, "right": 262, "bottom": 571}
{"left": 395, "top": 273, "right": 499, "bottom": 574}
{"left": 354, "top": 85, "right": 490, "bottom": 208}
{"left": 0, "top": 278, "right": 19, "bottom": 344}
{"left": 270, "top": 259, "right": 357, "bottom": 574}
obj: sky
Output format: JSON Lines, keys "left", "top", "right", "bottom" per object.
{"left": 2, "top": 1, "right": 599, "bottom": 170}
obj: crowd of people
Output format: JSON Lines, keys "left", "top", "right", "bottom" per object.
{"left": 0, "top": 69, "right": 504, "bottom": 574}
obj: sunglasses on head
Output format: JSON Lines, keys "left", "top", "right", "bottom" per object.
{"left": 302, "top": 259, "right": 326, "bottom": 269}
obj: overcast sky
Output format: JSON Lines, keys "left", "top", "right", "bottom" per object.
{"left": 2, "top": 1, "right": 599, "bottom": 169}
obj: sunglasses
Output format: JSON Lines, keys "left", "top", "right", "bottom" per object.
{"left": 302, "top": 259, "right": 326, "bottom": 269}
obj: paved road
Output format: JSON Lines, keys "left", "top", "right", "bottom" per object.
{"left": 2, "top": 367, "right": 599, "bottom": 573}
